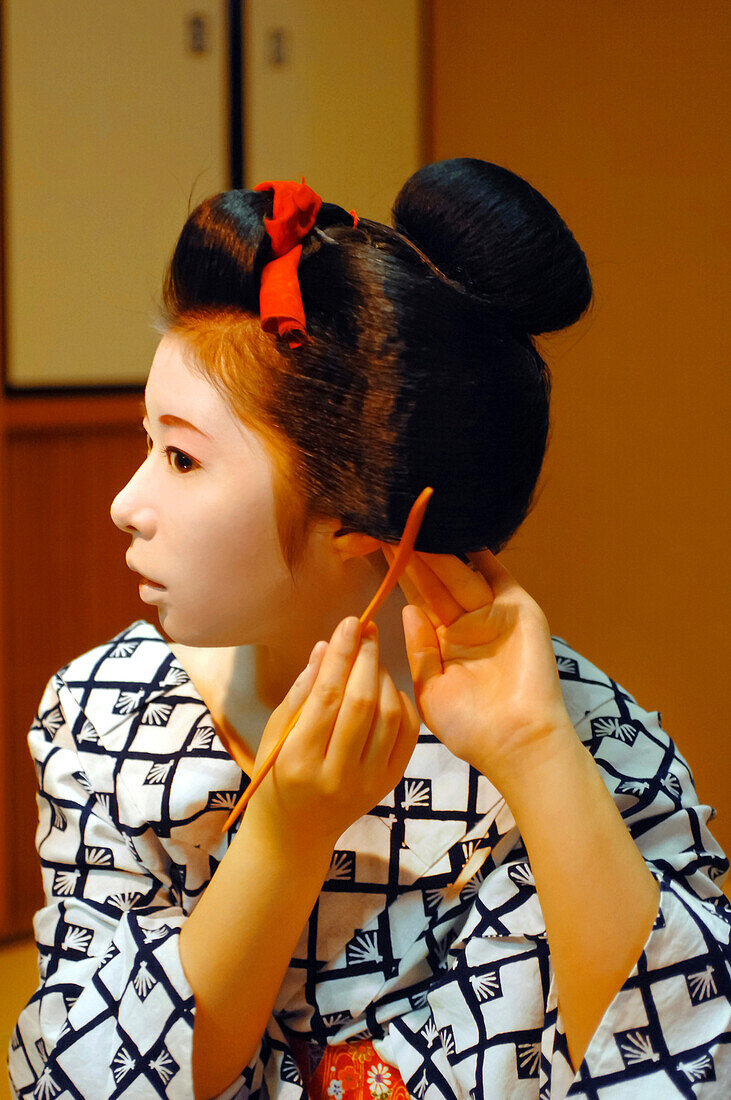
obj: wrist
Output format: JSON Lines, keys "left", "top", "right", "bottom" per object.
{"left": 238, "top": 799, "right": 337, "bottom": 872}
{"left": 489, "top": 716, "right": 584, "bottom": 814}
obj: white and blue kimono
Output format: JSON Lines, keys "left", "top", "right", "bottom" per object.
{"left": 7, "top": 619, "right": 731, "bottom": 1098}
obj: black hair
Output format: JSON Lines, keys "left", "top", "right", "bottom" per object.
{"left": 158, "top": 157, "right": 592, "bottom": 565}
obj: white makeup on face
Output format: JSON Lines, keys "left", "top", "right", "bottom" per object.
{"left": 110, "top": 333, "right": 300, "bottom": 649}
{"left": 110, "top": 332, "right": 413, "bottom": 713}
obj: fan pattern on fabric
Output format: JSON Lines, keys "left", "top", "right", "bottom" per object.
{"left": 7, "top": 620, "right": 731, "bottom": 1099}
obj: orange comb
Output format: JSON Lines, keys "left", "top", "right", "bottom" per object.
{"left": 220, "top": 486, "right": 434, "bottom": 833}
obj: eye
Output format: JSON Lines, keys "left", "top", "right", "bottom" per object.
{"left": 163, "top": 446, "right": 198, "bottom": 474}
{"left": 141, "top": 426, "right": 198, "bottom": 473}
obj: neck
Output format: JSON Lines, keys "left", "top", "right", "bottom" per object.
{"left": 253, "top": 554, "right": 415, "bottom": 711}
{"left": 169, "top": 551, "right": 417, "bottom": 756}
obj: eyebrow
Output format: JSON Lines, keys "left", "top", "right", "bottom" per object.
{"left": 139, "top": 399, "right": 211, "bottom": 439}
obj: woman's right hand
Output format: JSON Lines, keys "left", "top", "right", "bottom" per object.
{"left": 246, "top": 617, "right": 421, "bottom": 853}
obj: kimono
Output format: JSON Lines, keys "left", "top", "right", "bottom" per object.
{"left": 7, "top": 618, "right": 731, "bottom": 1099}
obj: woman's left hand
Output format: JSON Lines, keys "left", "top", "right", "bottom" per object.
{"left": 382, "top": 545, "right": 575, "bottom": 795}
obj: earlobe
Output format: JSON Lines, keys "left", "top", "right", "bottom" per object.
{"left": 333, "top": 531, "right": 385, "bottom": 562}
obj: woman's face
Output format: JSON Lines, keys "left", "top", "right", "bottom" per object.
{"left": 111, "top": 333, "right": 327, "bottom": 648}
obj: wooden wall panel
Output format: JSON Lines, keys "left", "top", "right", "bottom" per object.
{"left": 0, "top": 406, "right": 7, "bottom": 933}
{"left": 1, "top": 398, "right": 152, "bottom": 940}
{"left": 429, "top": 0, "right": 731, "bottom": 858}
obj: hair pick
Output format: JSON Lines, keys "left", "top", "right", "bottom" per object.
{"left": 220, "top": 487, "right": 434, "bottom": 833}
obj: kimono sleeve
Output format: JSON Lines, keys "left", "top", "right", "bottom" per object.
{"left": 391, "top": 693, "right": 731, "bottom": 1100}
{"left": 6, "top": 673, "right": 252, "bottom": 1100}
{"left": 544, "top": 694, "right": 731, "bottom": 1098}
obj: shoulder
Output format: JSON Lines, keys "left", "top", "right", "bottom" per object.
{"left": 56, "top": 618, "right": 183, "bottom": 696}
{"left": 29, "top": 620, "right": 243, "bottom": 847}
{"left": 552, "top": 634, "right": 671, "bottom": 747}
{"left": 551, "top": 633, "right": 672, "bottom": 754}
{"left": 551, "top": 635, "right": 729, "bottom": 894}
{"left": 34, "top": 617, "right": 221, "bottom": 754}
{"left": 31, "top": 620, "right": 182, "bottom": 746}
{"left": 551, "top": 634, "right": 627, "bottom": 723}
{"left": 551, "top": 633, "right": 683, "bottom": 780}
{"left": 42, "top": 619, "right": 194, "bottom": 733}
{"left": 29, "top": 618, "right": 200, "bottom": 792}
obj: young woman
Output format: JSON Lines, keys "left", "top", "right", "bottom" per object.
{"left": 9, "top": 160, "right": 730, "bottom": 1100}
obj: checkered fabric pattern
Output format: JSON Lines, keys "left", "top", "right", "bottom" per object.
{"left": 7, "top": 620, "right": 731, "bottom": 1099}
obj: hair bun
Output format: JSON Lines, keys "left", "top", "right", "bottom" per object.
{"left": 392, "top": 158, "right": 592, "bottom": 336}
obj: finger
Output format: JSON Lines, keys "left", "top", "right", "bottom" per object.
{"left": 400, "top": 552, "right": 465, "bottom": 626}
{"left": 382, "top": 546, "right": 442, "bottom": 630}
{"left": 402, "top": 603, "right": 443, "bottom": 694}
{"left": 360, "top": 666, "right": 403, "bottom": 768}
{"left": 387, "top": 690, "right": 421, "bottom": 775}
{"left": 294, "top": 616, "right": 363, "bottom": 754}
{"left": 325, "top": 622, "right": 380, "bottom": 763}
{"left": 413, "top": 551, "right": 494, "bottom": 613}
{"left": 467, "top": 546, "right": 518, "bottom": 597}
{"left": 255, "top": 641, "right": 327, "bottom": 763}
{"left": 289, "top": 640, "right": 328, "bottom": 703}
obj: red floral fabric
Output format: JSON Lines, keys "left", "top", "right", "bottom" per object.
{"left": 289, "top": 1035, "right": 410, "bottom": 1100}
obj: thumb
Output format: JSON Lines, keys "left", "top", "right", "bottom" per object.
{"left": 402, "top": 604, "right": 443, "bottom": 693}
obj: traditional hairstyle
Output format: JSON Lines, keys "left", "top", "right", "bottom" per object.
{"left": 155, "top": 158, "right": 592, "bottom": 574}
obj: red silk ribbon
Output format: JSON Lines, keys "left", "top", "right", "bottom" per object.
{"left": 254, "top": 179, "right": 323, "bottom": 348}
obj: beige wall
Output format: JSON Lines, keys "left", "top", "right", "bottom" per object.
{"left": 4, "top": 0, "right": 422, "bottom": 389}
{"left": 244, "top": 0, "right": 422, "bottom": 222}
{"left": 429, "top": 0, "right": 730, "bottom": 855}
{"left": 3, "top": 0, "right": 229, "bottom": 388}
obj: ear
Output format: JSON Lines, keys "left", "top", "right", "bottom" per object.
{"left": 332, "top": 531, "right": 384, "bottom": 563}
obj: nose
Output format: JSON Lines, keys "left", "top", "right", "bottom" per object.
{"left": 110, "top": 462, "right": 157, "bottom": 538}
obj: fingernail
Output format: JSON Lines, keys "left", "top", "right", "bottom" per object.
{"left": 309, "top": 640, "right": 325, "bottom": 664}
{"left": 341, "top": 616, "right": 360, "bottom": 641}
